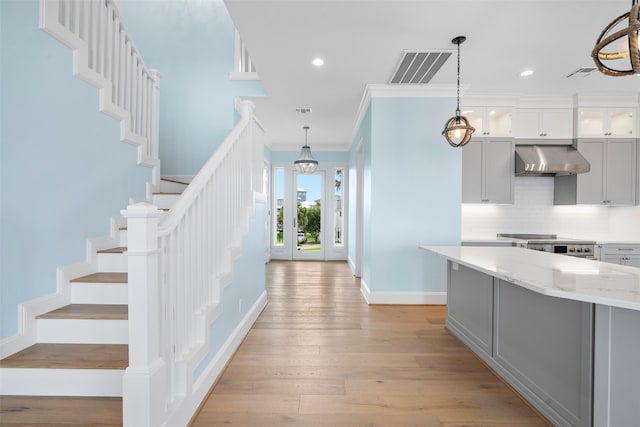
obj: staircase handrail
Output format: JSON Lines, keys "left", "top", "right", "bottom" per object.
{"left": 158, "top": 102, "right": 257, "bottom": 235}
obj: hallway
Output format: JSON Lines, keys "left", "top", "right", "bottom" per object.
{"left": 191, "top": 261, "right": 549, "bottom": 426}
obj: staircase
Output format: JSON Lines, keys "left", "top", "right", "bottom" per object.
{"left": 0, "top": 179, "right": 188, "bottom": 425}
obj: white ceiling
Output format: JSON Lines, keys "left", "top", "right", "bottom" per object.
{"left": 224, "top": 0, "right": 640, "bottom": 151}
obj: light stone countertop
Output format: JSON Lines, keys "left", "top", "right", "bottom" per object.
{"left": 420, "top": 246, "right": 640, "bottom": 311}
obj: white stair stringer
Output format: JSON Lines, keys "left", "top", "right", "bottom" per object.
{"left": 0, "top": 367, "right": 124, "bottom": 397}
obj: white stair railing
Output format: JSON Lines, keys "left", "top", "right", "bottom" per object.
{"left": 40, "top": 0, "right": 160, "bottom": 171}
{"left": 122, "top": 100, "right": 265, "bottom": 427}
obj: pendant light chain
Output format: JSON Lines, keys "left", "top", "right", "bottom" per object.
{"left": 455, "top": 39, "right": 461, "bottom": 118}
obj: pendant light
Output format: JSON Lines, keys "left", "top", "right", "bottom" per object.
{"left": 442, "top": 36, "right": 475, "bottom": 147}
{"left": 294, "top": 126, "right": 318, "bottom": 174}
{"left": 592, "top": 0, "right": 640, "bottom": 76}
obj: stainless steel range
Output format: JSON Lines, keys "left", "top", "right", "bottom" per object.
{"left": 497, "top": 234, "right": 596, "bottom": 259}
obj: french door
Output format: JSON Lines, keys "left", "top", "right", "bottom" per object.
{"left": 270, "top": 163, "right": 346, "bottom": 261}
{"left": 293, "top": 171, "right": 325, "bottom": 260}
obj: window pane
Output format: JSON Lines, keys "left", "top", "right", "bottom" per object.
{"left": 274, "top": 167, "right": 284, "bottom": 246}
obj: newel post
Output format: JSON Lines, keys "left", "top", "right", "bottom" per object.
{"left": 238, "top": 99, "right": 259, "bottom": 192}
{"left": 121, "top": 203, "right": 166, "bottom": 427}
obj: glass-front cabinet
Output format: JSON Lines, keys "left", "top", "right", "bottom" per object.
{"left": 578, "top": 108, "right": 635, "bottom": 137}
{"left": 463, "top": 108, "right": 512, "bottom": 137}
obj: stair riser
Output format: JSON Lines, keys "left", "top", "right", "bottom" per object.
{"left": 97, "top": 253, "right": 127, "bottom": 272}
{"left": 70, "top": 283, "right": 127, "bottom": 304}
{"left": 0, "top": 368, "right": 123, "bottom": 396}
{"left": 37, "top": 319, "right": 128, "bottom": 344}
{"left": 160, "top": 180, "right": 189, "bottom": 193}
{"left": 152, "top": 193, "right": 180, "bottom": 209}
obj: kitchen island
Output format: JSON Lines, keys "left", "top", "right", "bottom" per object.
{"left": 420, "top": 246, "right": 640, "bottom": 427}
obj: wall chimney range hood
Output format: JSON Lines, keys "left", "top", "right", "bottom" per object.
{"left": 515, "top": 145, "right": 590, "bottom": 176}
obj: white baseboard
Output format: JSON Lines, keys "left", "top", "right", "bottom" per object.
{"left": 164, "top": 291, "right": 268, "bottom": 427}
{"left": 360, "top": 279, "right": 446, "bottom": 305}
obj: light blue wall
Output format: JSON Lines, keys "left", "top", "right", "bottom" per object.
{"left": 194, "top": 202, "right": 266, "bottom": 380}
{"left": 0, "top": 0, "right": 151, "bottom": 338}
{"left": 348, "top": 97, "right": 461, "bottom": 295}
{"left": 121, "top": 0, "right": 265, "bottom": 175}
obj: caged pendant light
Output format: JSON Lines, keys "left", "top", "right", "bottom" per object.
{"left": 592, "top": 0, "right": 640, "bottom": 76}
{"left": 442, "top": 36, "right": 475, "bottom": 147}
{"left": 294, "top": 126, "right": 318, "bottom": 174}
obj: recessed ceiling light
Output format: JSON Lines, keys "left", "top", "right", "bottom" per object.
{"left": 312, "top": 58, "right": 324, "bottom": 67}
{"left": 520, "top": 69, "right": 534, "bottom": 77}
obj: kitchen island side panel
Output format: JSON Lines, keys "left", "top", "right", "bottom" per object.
{"left": 594, "top": 305, "right": 640, "bottom": 427}
{"left": 446, "top": 262, "right": 494, "bottom": 357}
{"left": 493, "top": 280, "right": 593, "bottom": 427}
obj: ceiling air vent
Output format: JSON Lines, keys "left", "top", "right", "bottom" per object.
{"left": 296, "top": 108, "right": 312, "bottom": 114}
{"left": 389, "top": 50, "right": 453, "bottom": 84}
{"left": 566, "top": 67, "right": 596, "bottom": 78}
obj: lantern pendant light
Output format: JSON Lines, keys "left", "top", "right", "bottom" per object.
{"left": 442, "top": 36, "right": 475, "bottom": 147}
{"left": 294, "top": 126, "right": 318, "bottom": 174}
{"left": 592, "top": 0, "right": 640, "bottom": 76}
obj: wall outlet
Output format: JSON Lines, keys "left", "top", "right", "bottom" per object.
{"left": 238, "top": 299, "right": 243, "bottom": 313}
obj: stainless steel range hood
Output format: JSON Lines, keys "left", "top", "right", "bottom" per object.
{"left": 515, "top": 145, "right": 590, "bottom": 176}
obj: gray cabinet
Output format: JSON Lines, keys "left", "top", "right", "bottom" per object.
{"left": 598, "top": 244, "right": 640, "bottom": 268}
{"left": 462, "top": 139, "right": 514, "bottom": 204}
{"left": 593, "top": 305, "right": 640, "bottom": 426}
{"left": 493, "top": 279, "right": 593, "bottom": 427}
{"left": 446, "top": 262, "right": 494, "bottom": 356}
{"left": 555, "top": 139, "right": 637, "bottom": 205}
{"left": 446, "top": 263, "right": 593, "bottom": 427}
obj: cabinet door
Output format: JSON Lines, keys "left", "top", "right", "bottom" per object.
{"left": 576, "top": 141, "right": 605, "bottom": 204}
{"left": 542, "top": 110, "right": 573, "bottom": 138}
{"left": 603, "top": 255, "right": 625, "bottom": 265}
{"left": 605, "top": 140, "right": 636, "bottom": 205}
{"left": 608, "top": 110, "right": 635, "bottom": 137}
{"left": 461, "top": 140, "right": 483, "bottom": 203}
{"left": 513, "top": 110, "right": 540, "bottom": 138}
{"left": 484, "top": 140, "right": 514, "bottom": 203}
{"left": 626, "top": 257, "right": 640, "bottom": 268}
{"left": 578, "top": 110, "right": 605, "bottom": 137}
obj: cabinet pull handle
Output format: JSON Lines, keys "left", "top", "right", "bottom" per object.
{"left": 618, "top": 248, "right": 634, "bottom": 251}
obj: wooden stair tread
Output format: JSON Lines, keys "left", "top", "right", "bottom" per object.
{"left": 96, "top": 247, "right": 127, "bottom": 254}
{"left": 0, "top": 395, "right": 122, "bottom": 426}
{"left": 70, "top": 272, "right": 127, "bottom": 283}
{"left": 0, "top": 343, "right": 128, "bottom": 369}
{"left": 37, "top": 304, "right": 127, "bottom": 320}
{"left": 153, "top": 192, "right": 181, "bottom": 195}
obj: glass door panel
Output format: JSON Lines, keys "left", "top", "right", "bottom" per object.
{"left": 293, "top": 172, "right": 324, "bottom": 260}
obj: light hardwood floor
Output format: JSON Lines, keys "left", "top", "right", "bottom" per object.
{"left": 190, "top": 260, "right": 550, "bottom": 427}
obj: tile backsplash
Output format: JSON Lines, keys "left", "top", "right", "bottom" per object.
{"left": 461, "top": 177, "right": 640, "bottom": 241}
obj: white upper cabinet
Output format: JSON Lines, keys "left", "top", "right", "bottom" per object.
{"left": 513, "top": 109, "right": 573, "bottom": 139}
{"left": 462, "top": 108, "right": 512, "bottom": 137}
{"left": 577, "top": 108, "right": 636, "bottom": 137}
